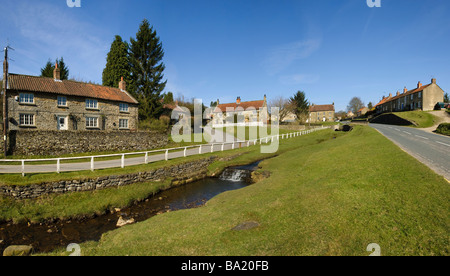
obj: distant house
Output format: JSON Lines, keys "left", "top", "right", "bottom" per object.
{"left": 374, "top": 78, "right": 444, "bottom": 114}
{"left": 211, "top": 96, "right": 268, "bottom": 127}
{"left": 5, "top": 66, "right": 139, "bottom": 131}
{"left": 281, "top": 111, "right": 297, "bottom": 123}
{"left": 308, "top": 104, "right": 335, "bottom": 123}
{"left": 357, "top": 107, "right": 369, "bottom": 117}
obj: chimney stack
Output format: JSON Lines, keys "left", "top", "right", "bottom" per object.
{"left": 236, "top": 96, "right": 241, "bottom": 105}
{"left": 53, "top": 62, "right": 61, "bottom": 80}
{"left": 119, "top": 76, "right": 126, "bottom": 91}
{"left": 403, "top": 87, "right": 407, "bottom": 93}
{"left": 417, "top": 81, "right": 422, "bottom": 88}
{"left": 431, "top": 78, "right": 436, "bottom": 84}
{"left": 396, "top": 91, "right": 400, "bottom": 96}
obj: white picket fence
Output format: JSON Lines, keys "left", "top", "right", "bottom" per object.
{"left": 0, "top": 126, "right": 328, "bottom": 176}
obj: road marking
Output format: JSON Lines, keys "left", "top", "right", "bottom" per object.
{"left": 415, "top": 135, "right": 429, "bottom": 140}
{"left": 403, "top": 131, "right": 412, "bottom": 135}
{"left": 436, "top": 141, "right": 450, "bottom": 147}
{"left": 394, "top": 128, "right": 401, "bottom": 132}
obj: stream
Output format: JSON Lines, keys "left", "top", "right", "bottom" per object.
{"left": 0, "top": 161, "right": 261, "bottom": 255}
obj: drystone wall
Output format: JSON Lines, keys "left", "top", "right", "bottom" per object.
{"left": 6, "top": 130, "right": 168, "bottom": 156}
{"left": 0, "top": 157, "right": 216, "bottom": 200}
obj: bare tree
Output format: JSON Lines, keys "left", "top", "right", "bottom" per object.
{"left": 347, "top": 97, "right": 365, "bottom": 114}
{"left": 269, "top": 96, "right": 295, "bottom": 122}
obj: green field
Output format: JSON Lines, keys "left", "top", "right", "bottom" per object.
{"left": 41, "top": 126, "right": 448, "bottom": 256}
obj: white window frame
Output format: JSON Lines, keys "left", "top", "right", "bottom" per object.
{"left": 119, "top": 119, "right": 129, "bottom": 129}
{"left": 119, "top": 103, "right": 129, "bottom": 112}
{"left": 85, "top": 117, "right": 99, "bottom": 128}
{"left": 86, "top": 99, "right": 98, "bottom": 109}
{"left": 19, "top": 93, "right": 34, "bottom": 104}
{"left": 57, "top": 96, "right": 67, "bottom": 107}
{"left": 19, "top": 113, "right": 35, "bottom": 126}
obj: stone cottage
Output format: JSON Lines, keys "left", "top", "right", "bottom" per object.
{"left": 210, "top": 95, "right": 269, "bottom": 127}
{"left": 308, "top": 104, "right": 335, "bottom": 123}
{"left": 5, "top": 66, "right": 138, "bottom": 131}
{"left": 374, "top": 78, "right": 445, "bottom": 114}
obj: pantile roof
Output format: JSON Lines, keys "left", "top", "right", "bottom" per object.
{"left": 309, "top": 104, "right": 335, "bottom": 112}
{"left": 214, "top": 100, "right": 266, "bottom": 113}
{"left": 7, "top": 73, "right": 138, "bottom": 104}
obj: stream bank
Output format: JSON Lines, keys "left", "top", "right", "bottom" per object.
{"left": 0, "top": 161, "right": 263, "bottom": 255}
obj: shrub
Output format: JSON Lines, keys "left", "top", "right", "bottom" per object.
{"left": 435, "top": 123, "right": 450, "bottom": 136}
{"left": 138, "top": 118, "right": 170, "bottom": 132}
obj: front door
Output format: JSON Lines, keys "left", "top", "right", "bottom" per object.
{"left": 57, "top": 116, "right": 68, "bottom": 130}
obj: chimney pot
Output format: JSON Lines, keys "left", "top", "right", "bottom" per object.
{"left": 431, "top": 78, "right": 436, "bottom": 84}
{"left": 119, "top": 77, "right": 126, "bottom": 91}
{"left": 236, "top": 97, "right": 241, "bottom": 105}
{"left": 417, "top": 81, "right": 422, "bottom": 88}
{"left": 403, "top": 87, "right": 407, "bottom": 93}
{"left": 53, "top": 62, "right": 61, "bottom": 80}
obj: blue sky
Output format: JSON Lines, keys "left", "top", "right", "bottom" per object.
{"left": 1, "top": 0, "right": 449, "bottom": 112}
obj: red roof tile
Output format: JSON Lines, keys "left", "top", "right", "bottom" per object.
{"left": 214, "top": 100, "right": 266, "bottom": 113}
{"left": 309, "top": 104, "right": 335, "bottom": 112}
{"left": 375, "top": 83, "right": 431, "bottom": 107}
{"left": 8, "top": 74, "right": 138, "bottom": 104}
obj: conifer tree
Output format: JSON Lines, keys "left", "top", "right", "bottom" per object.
{"left": 102, "top": 35, "right": 131, "bottom": 88}
{"left": 40, "top": 58, "right": 69, "bottom": 80}
{"left": 129, "top": 19, "right": 167, "bottom": 120}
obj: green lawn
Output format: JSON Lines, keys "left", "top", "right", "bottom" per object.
{"left": 393, "top": 111, "right": 438, "bottom": 128}
{"left": 43, "top": 126, "right": 448, "bottom": 256}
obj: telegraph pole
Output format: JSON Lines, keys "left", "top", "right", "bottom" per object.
{"left": 2, "top": 46, "right": 12, "bottom": 158}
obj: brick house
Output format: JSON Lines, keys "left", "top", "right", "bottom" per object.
{"left": 5, "top": 66, "right": 138, "bottom": 131}
{"left": 374, "top": 78, "right": 444, "bottom": 114}
{"left": 308, "top": 104, "right": 335, "bottom": 123}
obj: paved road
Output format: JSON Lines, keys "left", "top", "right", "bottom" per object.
{"left": 370, "top": 123, "right": 450, "bottom": 181}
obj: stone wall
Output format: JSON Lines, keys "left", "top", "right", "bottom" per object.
{"left": 7, "top": 129, "right": 168, "bottom": 156}
{"left": 0, "top": 157, "right": 216, "bottom": 200}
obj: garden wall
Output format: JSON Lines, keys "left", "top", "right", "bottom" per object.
{"left": 5, "top": 130, "right": 168, "bottom": 156}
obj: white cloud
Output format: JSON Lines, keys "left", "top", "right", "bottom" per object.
{"left": 262, "top": 39, "right": 321, "bottom": 76}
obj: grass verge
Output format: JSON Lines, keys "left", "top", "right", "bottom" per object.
{"left": 393, "top": 111, "right": 438, "bottom": 128}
